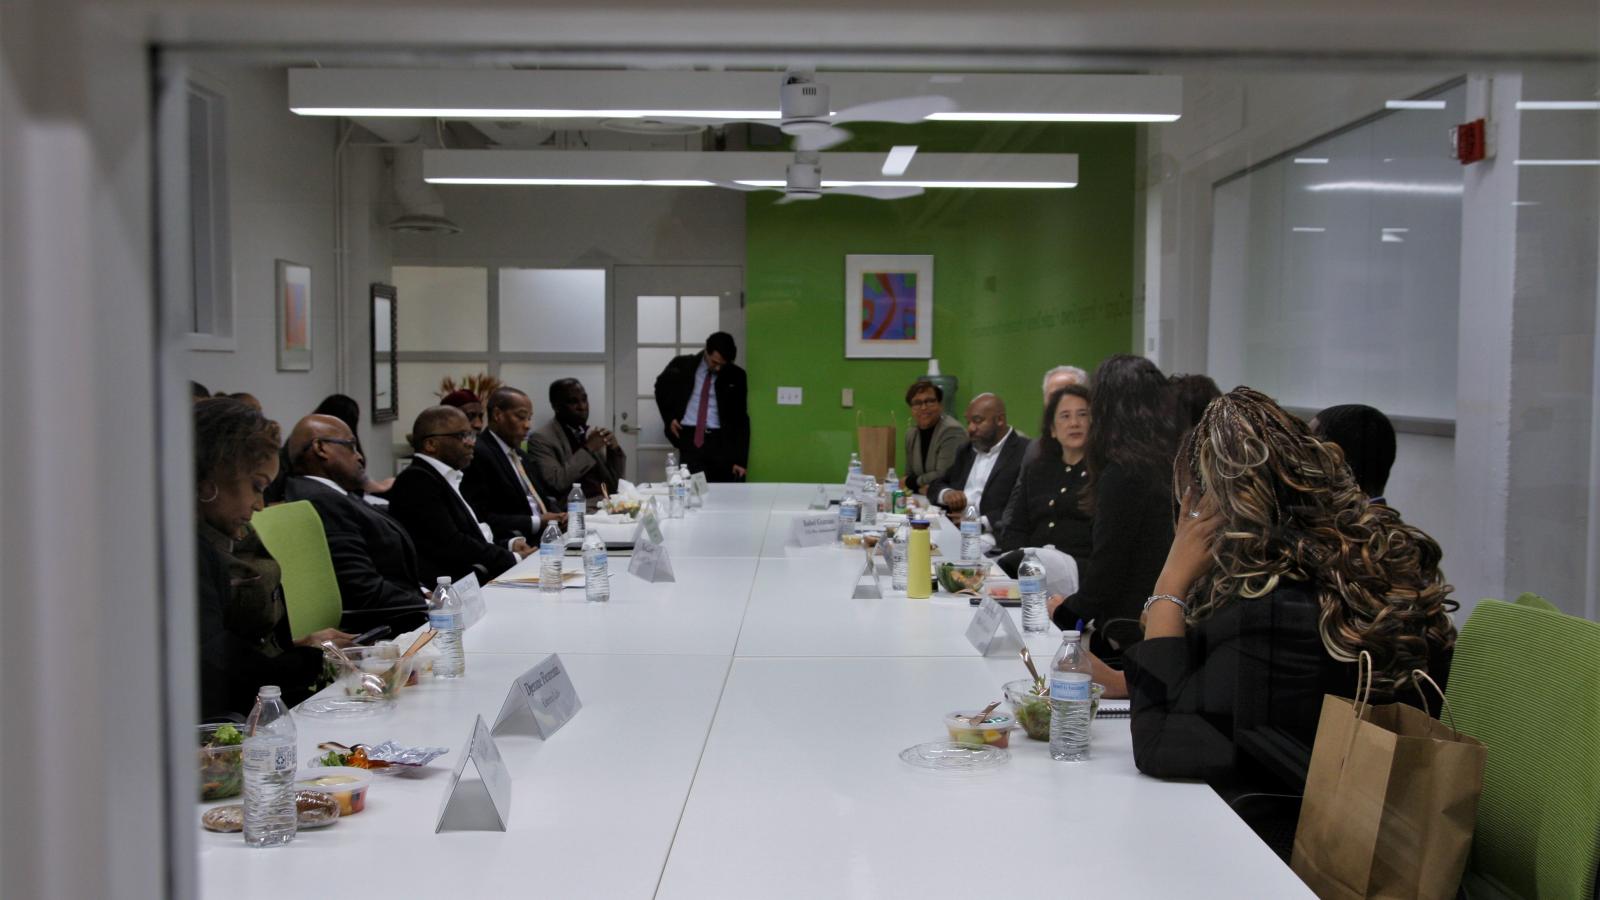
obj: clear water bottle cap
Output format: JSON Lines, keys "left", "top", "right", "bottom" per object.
{"left": 259, "top": 685, "right": 281, "bottom": 698}
{"left": 436, "top": 576, "right": 451, "bottom": 585}
{"left": 1061, "top": 630, "right": 1081, "bottom": 640}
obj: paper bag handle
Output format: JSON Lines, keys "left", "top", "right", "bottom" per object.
{"left": 1352, "top": 650, "right": 1374, "bottom": 719}
{"left": 1409, "top": 668, "right": 1458, "bottom": 732}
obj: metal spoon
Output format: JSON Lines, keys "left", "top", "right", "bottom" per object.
{"left": 966, "top": 699, "right": 1002, "bottom": 725}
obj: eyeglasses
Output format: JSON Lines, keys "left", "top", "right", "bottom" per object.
{"left": 315, "top": 437, "right": 360, "bottom": 450}
{"left": 418, "top": 430, "right": 476, "bottom": 443}
{"left": 909, "top": 398, "right": 940, "bottom": 409}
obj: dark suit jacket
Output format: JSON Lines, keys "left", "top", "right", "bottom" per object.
{"left": 653, "top": 352, "right": 750, "bottom": 467}
{"left": 386, "top": 457, "right": 518, "bottom": 585}
{"left": 281, "top": 476, "right": 429, "bottom": 632}
{"left": 526, "top": 419, "right": 625, "bottom": 499}
{"left": 461, "top": 431, "right": 554, "bottom": 544}
{"left": 925, "top": 430, "right": 1030, "bottom": 525}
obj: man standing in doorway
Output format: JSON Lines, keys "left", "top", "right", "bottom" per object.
{"left": 654, "top": 331, "right": 749, "bottom": 482}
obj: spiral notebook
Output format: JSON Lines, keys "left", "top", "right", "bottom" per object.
{"left": 1096, "top": 700, "right": 1132, "bottom": 719}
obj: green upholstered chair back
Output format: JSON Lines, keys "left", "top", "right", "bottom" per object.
{"left": 1446, "top": 598, "right": 1600, "bottom": 899}
{"left": 1511, "top": 591, "right": 1560, "bottom": 613}
{"left": 250, "top": 501, "right": 342, "bottom": 640}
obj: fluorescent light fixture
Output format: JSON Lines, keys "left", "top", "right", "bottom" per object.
{"left": 925, "top": 112, "right": 1180, "bottom": 122}
{"left": 1385, "top": 100, "right": 1447, "bottom": 110}
{"left": 1515, "top": 101, "right": 1600, "bottom": 110}
{"left": 882, "top": 146, "right": 917, "bottom": 176}
{"left": 1512, "top": 200, "right": 1541, "bottom": 207}
{"left": 1514, "top": 159, "right": 1600, "bottom": 166}
{"left": 1381, "top": 227, "right": 1410, "bottom": 233}
{"left": 429, "top": 178, "right": 717, "bottom": 186}
{"left": 1293, "top": 157, "right": 1330, "bottom": 164}
{"left": 1305, "top": 180, "right": 1463, "bottom": 196}
{"left": 1381, "top": 233, "right": 1405, "bottom": 243}
{"left": 1292, "top": 227, "right": 1326, "bottom": 233}
{"left": 291, "top": 107, "right": 782, "bottom": 119}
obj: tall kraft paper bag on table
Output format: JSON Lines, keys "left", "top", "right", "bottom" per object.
{"left": 1290, "top": 656, "right": 1486, "bottom": 900}
{"left": 855, "top": 410, "right": 897, "bottom": 482}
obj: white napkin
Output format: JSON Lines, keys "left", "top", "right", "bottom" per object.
{"left": 1031, "top": 546, "right": 1080, "bottom": 597}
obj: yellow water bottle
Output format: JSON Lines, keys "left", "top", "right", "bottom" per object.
{"left": 907, "top": 518, "right": 932, "bottom": 599}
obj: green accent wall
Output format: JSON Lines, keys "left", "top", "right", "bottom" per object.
{"left": 744, "top": 122, "right": 1137, "bottom": 482}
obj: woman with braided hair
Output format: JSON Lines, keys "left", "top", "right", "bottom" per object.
{"left": 1109, "top": 387, "right": 1455, "bottom": 836}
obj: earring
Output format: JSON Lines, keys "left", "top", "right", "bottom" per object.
{"left": 198, "top": 483, "right": 219, "bottom": 503}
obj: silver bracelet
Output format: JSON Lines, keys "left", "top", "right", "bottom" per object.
{"left": 1143, "top": 594, "right": 1188, "bottom": 614}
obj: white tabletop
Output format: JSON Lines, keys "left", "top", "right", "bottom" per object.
{"left": 202, "top": 484, "right": 1312, "bottom": 899}
{"left": 656, "top": 656, "right": 1315, "bottom": 900}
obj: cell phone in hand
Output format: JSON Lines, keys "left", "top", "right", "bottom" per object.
{"left": 352, "top": 625, "right": 392, "bottom": 646}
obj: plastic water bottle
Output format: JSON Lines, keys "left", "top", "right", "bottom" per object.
{"left": 847, "top": 451, "right": 862, "bottom": 481}
{"left": 860, "top": 477, "right": 879, "bottom": 526}
{"left": 582, "top": 531, "right": 610, "bottom": 602}
{"left": 540, "top": 520, "right": 564, "bottom": 592}
{"left": 885, "top": 465, "right": 899, "bottom": 494}
{"left": 889, "top": 533, "right": 909, "bottom": 591}
{"left": 1019, "top": 549, "right": 1048, "bottom": 634}
{"left": 664, "top": 450, "right": 677, "bottom": 484}
{"left": 429, "top": 576, "right": 466, "bottom": 678}
{"left": 837, "top": 494, "right": 860, "bottom": 542}
{"left": 567, "top": 484, "right": 585, "bottom": 542}
{"left": 809, "top": 484, "right": 830, "bottom": 509}
{"left": 680, "top": 464, "right": 701, "bottom": 509}
{"left": 960, "top": 504, "right": 982, "bottom": 562}
{"left": 242, "top": 685, "right": 297, "bottom": 847}
{"left": 668, "top": 470, "right": 686, "bottom": 519}
{"left": 1049, "top": 630, "right": 1094, "bottom": 761}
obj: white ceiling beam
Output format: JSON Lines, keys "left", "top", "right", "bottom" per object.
{"left": 290, "top": 69, "right": 1181, "bottom": 122}
{"left": 423, "top": 149, "right": 1079, "bottom": 187}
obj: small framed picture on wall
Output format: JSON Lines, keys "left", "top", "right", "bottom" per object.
{"left": 275, "top": 259, "right": 312, "bottom": 371}
{"left": 845, "top": 254, "right": 933, "bottom": 359}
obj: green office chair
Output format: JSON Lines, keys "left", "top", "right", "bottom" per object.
{"left": 250, "top": 501, "right": 343, "bottom": 640}
{"left": 1446, "top": 598, "right": 1600, "bottom": 899}
{"left": 1511, "top": 591, "right": 1560, "bottom": 613}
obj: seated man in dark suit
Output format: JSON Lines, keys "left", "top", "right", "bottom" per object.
{"left": 279, "top": 415, "right": 429, "bottom": 633}
{"left": 386, "top": 406, "right": 532, "bottom": 584}
{"left": 461, "top": 387, "right": 566, "bottom": 544}
{"left": 1309, "top": 404, "right": 1397, "bottom": 505}
{"left": 527, "top": 378, "right": 625, "bottom": 500}
{"left": 927, "top": 392, "right": 1030, "bottom": 541}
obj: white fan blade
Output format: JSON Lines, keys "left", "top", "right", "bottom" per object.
{"left": 792, "top": 126, "right": 852, "bottom": 152}
{"left": 825, "top": 184, "right": 924, "bottom": 201}
{"left": 830, "top": 94, "right": 957, "bottom": 125}
{"left": 711, "top": 180, "right": 776, "bottom": 193}
{"left": 775, "top": 192, "right": 822, "bottom": 205}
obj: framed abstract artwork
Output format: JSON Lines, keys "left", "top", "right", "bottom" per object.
{"left": 844, "top": 254, "right": 933, "bottom": 359}
{"left": 275, "top": 259, "right": 312, "bottom": 371}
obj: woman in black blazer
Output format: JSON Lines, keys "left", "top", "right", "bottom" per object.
{"left": 997, "top": 383, "right": 1093, "bottom": 562}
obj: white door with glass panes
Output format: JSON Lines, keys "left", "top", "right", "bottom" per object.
{"left": 612, "top": 266, "right": 744, "bottom": 484}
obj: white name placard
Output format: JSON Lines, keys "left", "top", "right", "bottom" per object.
{"left": 845, "top": 473, "right": 875, "bottom": 496}
{"left": 690, "top": 471, "right": 708, "bottom": 498}
{"left": 788, "top": 512, "right": 840, "bottom": 548}
{"left": 456, "top": 572, "right": 487, "bottom": 630}
{"left": 852, "top": 544, "right": 884, "bottom": 599}
{"left": 435, "top": 715, "right": 512, "bottom": 833}
{"left": 965, "top": 597, "right": 1025, "bottom": 657}
{"left": 493, "top": 653, "right": 582, "bottom": 738}
{"left": 627, "top": 527, "right": 675, "bottom": 583}
{"left": 632, "top": 501, "right": 665, "bottom": 546}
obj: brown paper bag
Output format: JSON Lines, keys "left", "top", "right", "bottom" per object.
{"left": 855, "top": 410, "right": 897, "bottom": 482}
{"left": 1291, "top": 660, "right": 1486, "bottom": 900}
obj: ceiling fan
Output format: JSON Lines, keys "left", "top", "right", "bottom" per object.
{"left": 663, "top": 72, "right": 955, "bottom": 151}
{"left": 715, "top": 151, "right": 924, "bottom": 204}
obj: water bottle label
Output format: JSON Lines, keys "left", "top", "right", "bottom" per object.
{"left": 568, "top": 503, "right": 583, "bottom": 519}
{"left": 961, "top": 521, "right": 979, "bottom": 534}
{"left": 1019, "top": 575, "right": 1043, "bottom": 595}
{"left": 244, "top": 739, "right": 296, "bottom": 774}
{"left": 590, "top": 551, "right": 608, "bottom": 570}
{"left": 540, "top": 543, "right": 560, "bottom": 558}
{"left": 1050, "top": 671, "right": 1092, "bottom": 701}
{"left": 429, "top": 610, "right": 462, "bottom": 631}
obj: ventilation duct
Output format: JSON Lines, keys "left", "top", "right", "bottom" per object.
{"left": 388, "top": 146, "right": 461, "bottom": 235}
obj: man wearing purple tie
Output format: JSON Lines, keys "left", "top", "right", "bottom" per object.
{"left": 653, "top": 332, "right": 749, "bottom": 482}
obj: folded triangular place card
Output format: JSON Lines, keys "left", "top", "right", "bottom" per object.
{"left": 435, "top": 715, "right": 512, "bottom": 833}
{"left": 492, "top": 653, "right": 583, "bottom": 739}
{"left": 627, "top": 506, "right": 675, "bottom": 583}
{"left": 852, "top": 544, "right": 884, "bottom": 599}
{"left": 965, "top": 596, "right": 1025, "bottom": 657}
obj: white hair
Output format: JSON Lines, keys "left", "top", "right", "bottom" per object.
{"left": 1042, "top": 365, "right": 1088, "bottom": 396}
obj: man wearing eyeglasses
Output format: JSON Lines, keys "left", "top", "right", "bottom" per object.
{"left": 279, "top": 414, "right": 428, "bottom": 632}
{"left": 387, "top": 405, "right": 532, "bottom": 584}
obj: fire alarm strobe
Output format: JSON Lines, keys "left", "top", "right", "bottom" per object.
{"left": 1451, "top": 118, "right": 1489, "bottom": 165}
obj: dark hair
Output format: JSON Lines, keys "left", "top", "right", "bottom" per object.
{"left": 487, "top": 387, "right": 528, "bottom": 415}
{"left": 410, "top": 405, "right": 467, "bottom": 451}
{"left": 1169, "top": 374, "right": 1222, "bottom": 430}
{"left": 549, "top": 378, "right": 584, "bottom": 407}
{"left": 1036, "top": 384, "right": 1092, "bottom": 458}
{"left": 1085, "top": 354, "right": 1182, "bottom": 495}
{"left": 706, "top": 331, "right": 737, "bottom": 363}
{"left": 190, "top": 381, "right": 211, "bottom": 400}
{"left": 313, "top": 394, "right": 361, "bottom": 433}
{"left": 904, "top": 379, "right": 944, "bottom": 406}
{"left": 1311, "top": 404, "right": 1397, "bottom": 498}
{"left": 194, "top": 398, "right": 280, "bottom": 486}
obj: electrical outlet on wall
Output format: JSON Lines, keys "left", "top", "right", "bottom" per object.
{"left": 841, "top": 388, "right": 854, "bottom": 407}
{"left": 777, "top": 387, "right": 803, "bottom": 406}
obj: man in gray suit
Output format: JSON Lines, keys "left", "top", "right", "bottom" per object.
{"left": 527, "top": 378, "right": 626, "bottom": 500}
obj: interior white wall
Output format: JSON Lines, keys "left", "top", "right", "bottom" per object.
{"left": 339, "top": 143, "right": 399, "bottom": 476}
{"left": 182, "top": 63, "right": 341, "bottom": 430}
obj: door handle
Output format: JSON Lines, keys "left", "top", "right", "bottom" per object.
{"left": 618, "top": 423, "right": 641, "bottom": 434}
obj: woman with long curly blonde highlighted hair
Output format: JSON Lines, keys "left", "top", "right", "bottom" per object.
{"left": 1110, "top": 387, "right": 1455, "bottom": 841}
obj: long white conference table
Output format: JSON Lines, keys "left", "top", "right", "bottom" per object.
{"left": 199, "top": 483, "right": 1314, "bottom": 899}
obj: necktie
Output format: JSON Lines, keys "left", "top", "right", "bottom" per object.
{"left": 510, "top": 451, "right": 548, "bottom": 514}
{"left": 693, "top": 369, "right": 713, "bottom": 448}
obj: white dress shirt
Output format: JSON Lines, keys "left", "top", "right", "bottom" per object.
{"left": 414, "top": 452, "right": 497, "bottom": 543}
{"left": 680, "top": 356, "right": 721, "bottom": 429}
{"left": 939, "top": 427, "right": 1015, "bottom": 530}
